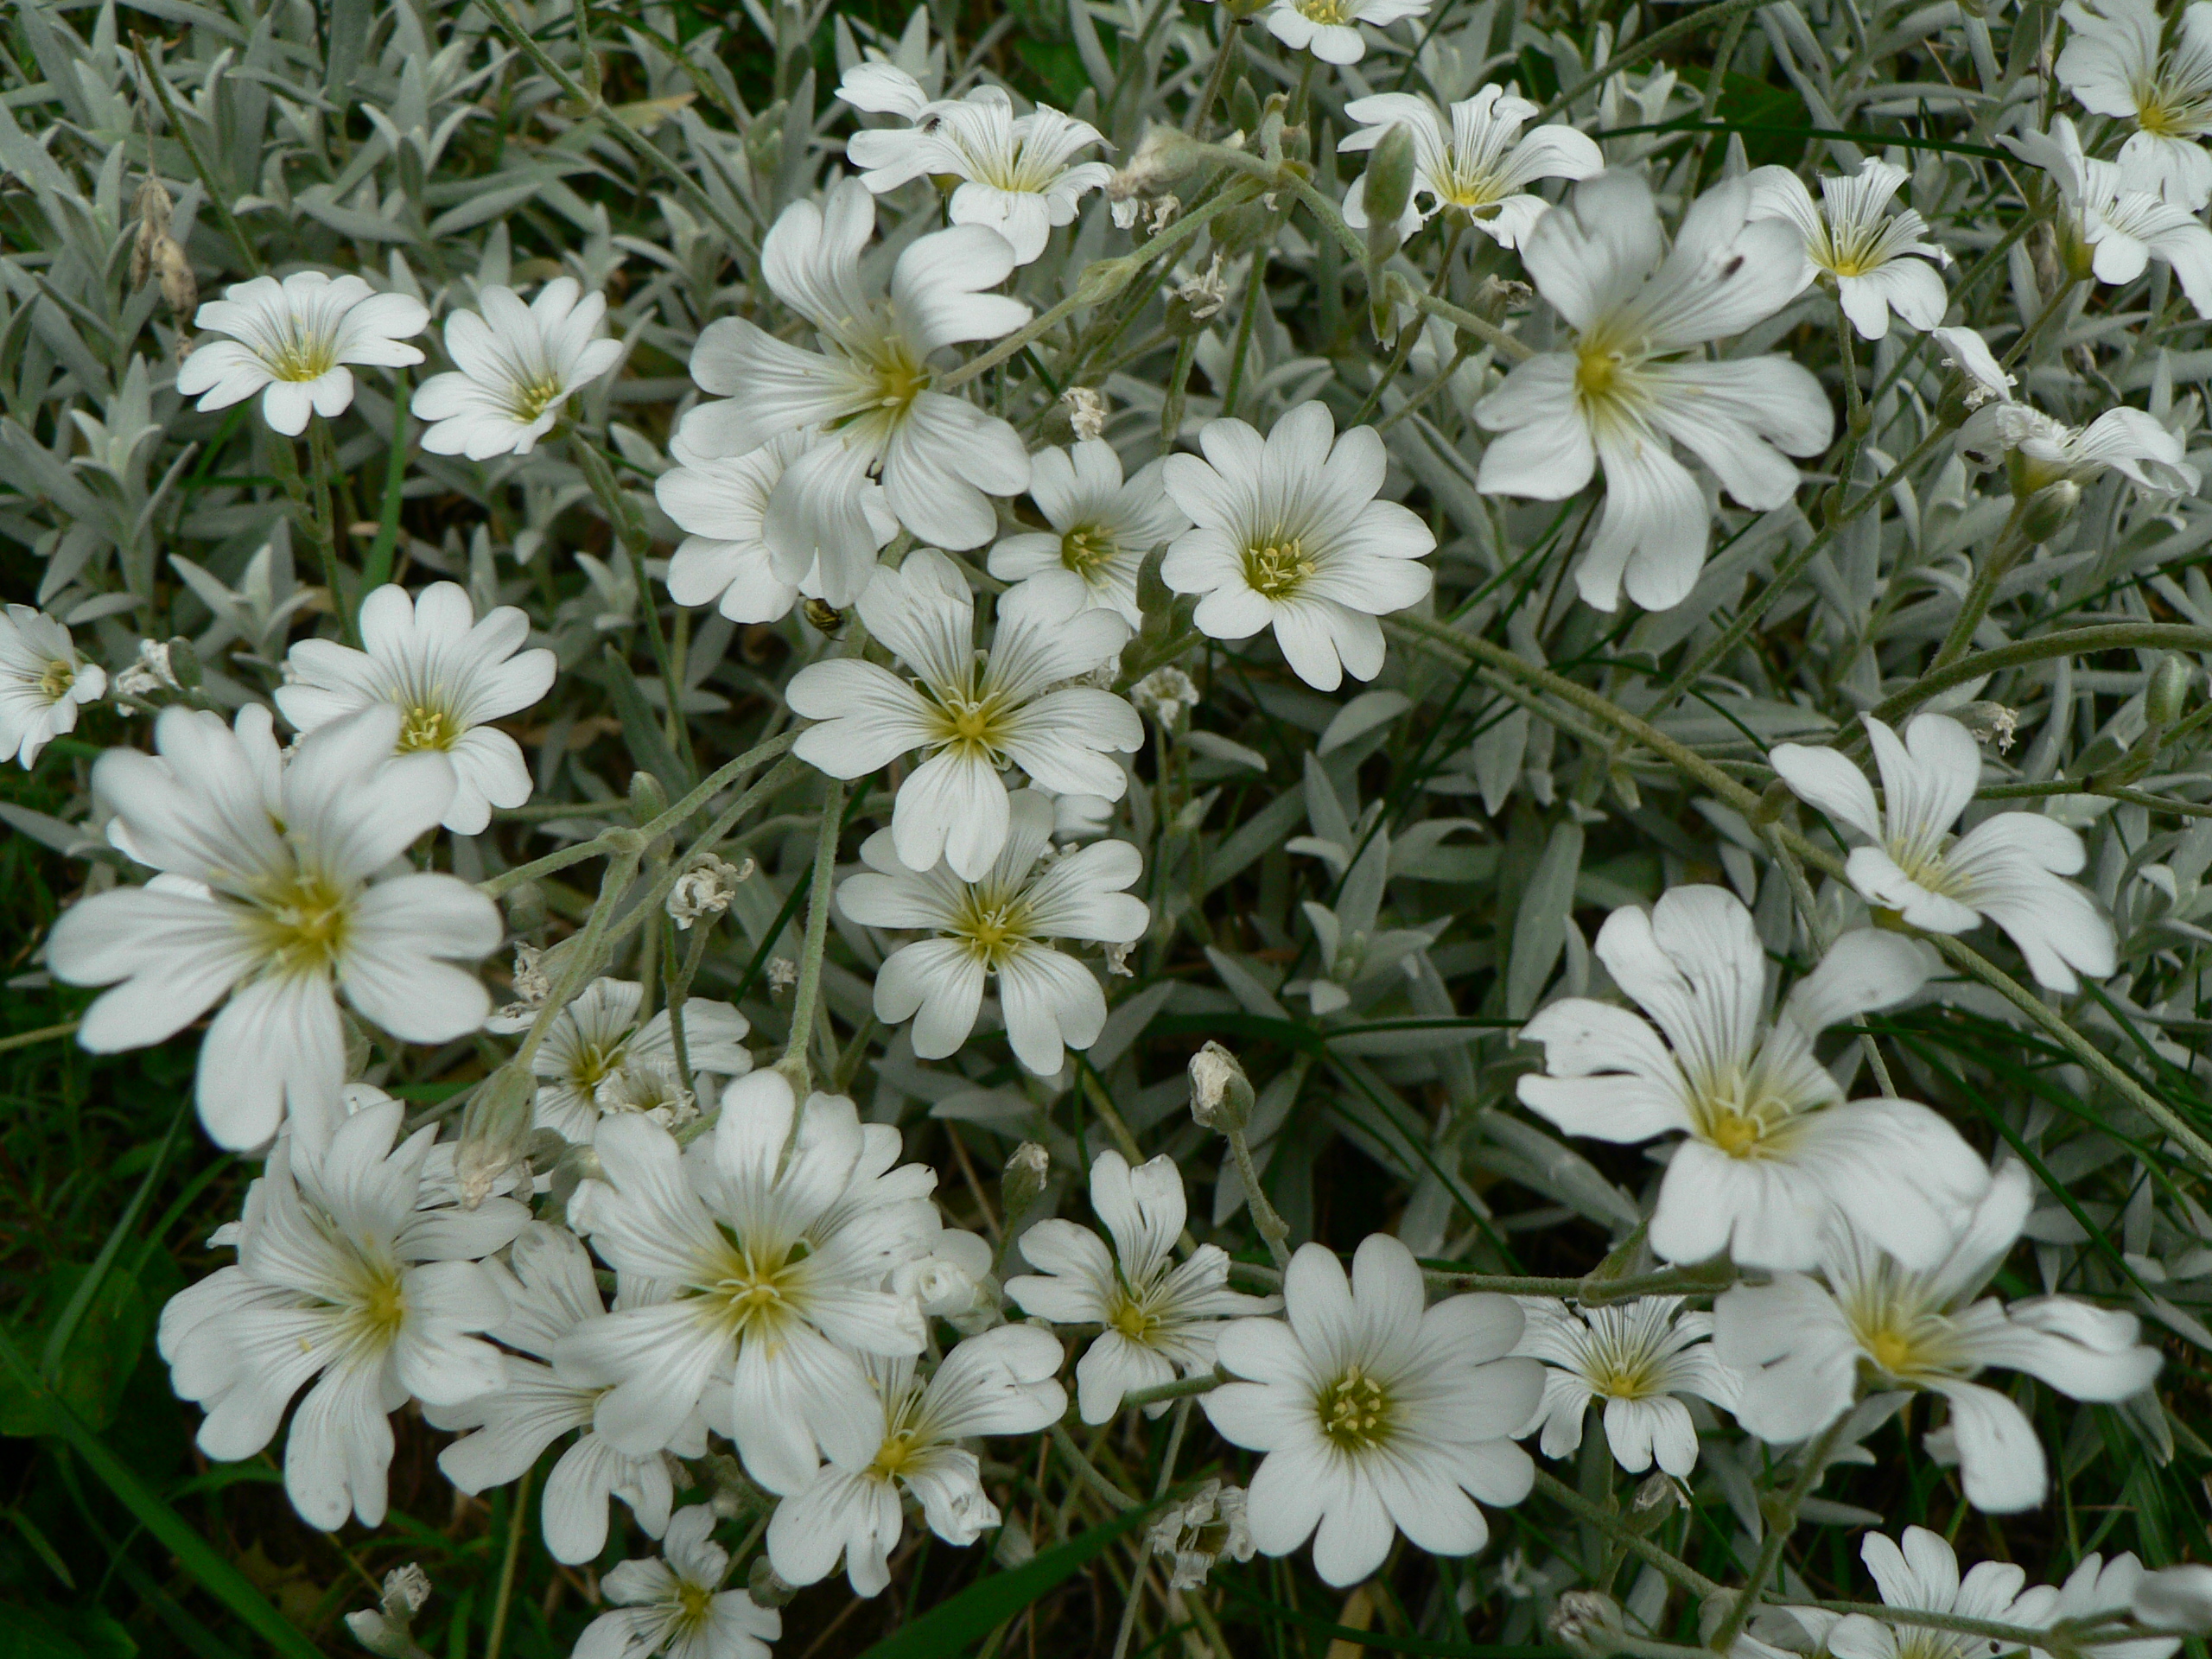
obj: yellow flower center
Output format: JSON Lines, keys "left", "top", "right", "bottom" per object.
{"left": 510, "top": 371, "right": 570, "bottom": 424}
{"left": 873, "top": 340, "right": 932, "bottom": 415}
{"left": 924, "top": 683, "right": 1014, "bottom": 766}
{"left": 569, "top": 1040, "right": 624, "bottom": 1093}
{"left": 1707, "top": 1109, "right": 1764, "bottom": 1157}
{"left": 1243, "top": 537, "right": 1315, "bottom": 601}
{"left": 1297, "top": 0, "right": 1353, "bottom": 22}
{"left": 36, "top": 658, "right": 75, "bottom": 700}
{"left": 397, "top": 702, "right": 466, "bottom": 752}
{"left": 348, "top": 1267, "right": 410, "bottom": 1345}
{"left": 270, "top": 337, "right": 339, "bottom": 384}
{"left": 673, "top": 1580, "right": 717, "bottom": 1629}
{"left": 951, "top": 890, "right": 1033, "bottom": 970}
{"left": 694, "top": 1230, "right": 810, "bottom": 1339}
{"left": 250, "top": 870, "right": 356, "bottom": 976}
{"left": 1575, "top": 344, "right": 1625, "bottom": 401}
{"left": 869, "top": 1431, "right": 920, "bottom": 1481}
{"left": 1109, "top": 1292, "right": 1160, "bottom": 1342}
{"left": 1061, "top": 525, "right": 1119, "bottom": 579}
{"left": 1862, "top": 1325, "right": 1919, "bottom": 1375}
{"left": 1316, "top": 1364, "right": 1396, "bottom": 1451}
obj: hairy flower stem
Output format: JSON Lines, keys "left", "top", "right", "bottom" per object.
{"left": 1529, "top": 1470, "right": 1719, "bottom": 1599}
{"left": 660, "top": 912, "right": 717, "bottom": 1094}
{"left": 514, "top": 840, "right": 645, "bottom": 1073}
{"left": 1110, "top": 1401, "right": 1194, "bottom": 1659}
{"left": 1050, "top": 1422, "right": 1141, "bottom": 1513}
{"left": 483, "top": 1465, "right": 533, "bottom": 1659}
{"left": 479, "top": 730, "right": 798, "bottom": 897}
{"left": 1227, "top": 1120, "right": 1293, "bottom": 1268}
{"left": 305, "top": 420, "right": 356, "bottom": 647}
{"left": 776, "top": 777, "right": 845, "bottom": 1094}
{"left": 1707, "top": 1414, "right": 1852, "bottom": 1652}
{"left": 1185, "top": 13, "right": 1243, "bottom": 133}
{"left": 1929, "top": 504, "right": 2035, "bottom": 672}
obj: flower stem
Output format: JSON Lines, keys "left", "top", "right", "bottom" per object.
{"left": 570, "top": 432, "right": 692, "bottom": 772}
{"left": 1529, "top": 1470, "right": 1719, "bottom": 1600}
{"left": 306, "top": 419, "right": 357, "bottom": 647}
{"left": 776, "top": 777, "right": 845, "bottom": 1094}
{"left": 1226, "top": 1119, "right": 1293, "bottom": 1268}
{"left": 483, "top": 1465, "right": 533, "bottom": 1659}
{"left": 1707, "top": 1414, "right": 1851, "bottom": 1652}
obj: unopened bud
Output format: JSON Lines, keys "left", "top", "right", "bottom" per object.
{"left": 1227, "top": 78, "right": 1262, "bottom": 138}
{"left": 2018, "top": 478, "right": 2081, "bottom": 543}
{"left": 747, "top": 1556, "right": 799, "bottom": 1607}
{"left": 1362, "top": 124, "right": 1417, "bottom": 263}
{"left": 2147, "top": 653, "right": 2192, "bottom": 731}
{"left": 702, "top": 1452, "right": 770, "bottom": 1519}
{"left": 164, "top": 635, "right": 201, "bottom": 690}
{"left": 628, "top": 768, "right": 668, "bottom": 823}
{"left": 1189, "top": 1041, "right": 1254, "bottom": 1132}
{"left": 130, "top": 175, "right": 172, "bottom": 289}
{"left": 1002, "top": 1142, "right": 1050, "bottom": 1216}
{"left": 455, "top": 1064, "right": 537, "bottom": 1207}
{"left": 503, "top": 880, "right": 547, "bottom": 936}
{"left": 152, "top": 234, "right": 196, "bottom": 319}
{"left": 1548, "top": 1591, "right": 1626, "bottom": 1659}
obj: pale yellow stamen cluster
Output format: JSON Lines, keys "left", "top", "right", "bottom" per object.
{"left": 1243, "top": 537, "right": 1316, "bottom": 600}
{"left": 1316, "top": 1364, "right": 1396, "bottom": 1450}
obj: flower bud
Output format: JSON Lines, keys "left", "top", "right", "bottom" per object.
{"left": 164, "top": 635, "right": 202, "bottom": 690}
{"left": 627, "top": 767, "right": 668, "bottom": 823}
{"left": 2017, "top": 478, "right": 2081, "bottom": 543}
{"left": 1227, "top": 77, "right": 1262, "bottom": 138}
{"left": 502, "top": 880, "right": 547, "bottom": 937}
{"left": 1189, "top": 1041, "right": 1255, "bottom": 1132}
{"left": 747, "top": 1556, "right": 799, "bottom": 1608}
{"left": 1003, "top": 1141, "right": 1051, "bottom": 1216}
{"left": 455, "top": 1064, "right": 537, "bottom": 1208}
{"left": 1361, "top": 124, "right": 1418, "bottom": 264}
{"left": 2147, "top": 653, "right": 2192, "bottom": 732}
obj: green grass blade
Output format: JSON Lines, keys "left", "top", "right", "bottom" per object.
{"left": 0, "top": 1321, "right": 323, "bottom": 1659}
{"left": 855, "top": 1497, "right": 1163, "bottom": 1659}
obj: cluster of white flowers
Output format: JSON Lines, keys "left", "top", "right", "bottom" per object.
{"left": 13, "top": 0, "right": 2212, "bottom": 1651}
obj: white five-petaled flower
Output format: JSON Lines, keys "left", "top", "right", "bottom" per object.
{"left": 431, "top": 1224, "right": 703, "bottom": 1565}
{"left": 658, "top": 429, "right": 899, "bottom": 625}
{"left": 0, "top": 604, "right": 105, "bottom": 767}
{"left": 1512, "top": 1296, "right": 1739, "bottom": 1477}
{"left": 2003, "top": 118, "right": 2212, "bottom": 316}
{"left": 2057, "top": 0, "right": 2212, "bottom": 211}
{"left": 553, "top": 1074, "right": 941, "bottom": 1491}
{"left": 765, "top": 1324, "right": 1067, "bottom": 1596}
{"left": 786, "top": 549, "right": 1141, "bottom": 880}
{"left": 274, "top": 582, "right": 557, "bottom": 836}
{"left": 410, "top": 277, "right": 623, "bottom": 459}
{"left": 48, "top": 704, "right": 502, "bottom": 1148}
{"left": 1475, "top": 171, "right": 1832, "bottom": 613}
{"left": 1337, "top": 86, "right": 1604, "bottom": 246}
{"left": 1203, "top": 1234, "right": 1541, "bottom": 1587}
{"left": 1260, "top": 0, "right": 1433, "bottom": 66}
{"left": 177, "top": 270, "right": 428, "bottom": 435}
{"left": 1770, "top": 713, "right": 2118, "bottom": 992}
{"left": 1798, "top": 1529, "right": 2034, "bottom": 1659}
{"left": 156, "top": 1099, "right": 528, "bottom": 1529}
{"left": 1745, "top": 157, "right": 1951, "bottom": 339}
{"left": 1716, "top": 1162, "right": 2164, "bottom": 1513}
{"left": 988, "top": 440, "right": 1191, "bottom": 629}
{"left": 1518, "top": 885, "right": 1987, "bottom": 1271}
{"left": 575, "top": 1506, "right": 780, "bottom": 1659}
{"left": 1007, "top": 1150, "right": 1278, "bottom": 1421}
{"left": 1161, "top": 402, "right": 1436, "bottom": 693}
{"left": 483, "top": 977, "right": 752, "bottom": 1144}
{"left": 679, "top": 181, "right": 1032, "bottom": 598}
{"left": 838, "top": 791, "right": 1149, "bottom": 1076}
{"left": 839, "top": 65, "right": 1114, "bottom": 265}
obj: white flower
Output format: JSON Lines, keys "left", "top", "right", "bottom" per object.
{"left": 274, "top": 582, "right": 556, "bottom": 836}
{"left": 48, "top": 705, "right": 501, "bottom": 1148}
{"left": 680, "top": 181, "right": 1032, "bottom": 594}
{"left": 1956, "top": 400, "right": 2201, "bottom": 494}
{"left": 1745, "top": 157, "right": 1950, "bottom": 339}
{"left": 177, "top": 270, "right": 427, "bottom": 435}
{"left": 839, "top": 791, "right": 1148, "bottom": 1075}
{"left": 785, "top": 549, "right": 1141, "bottom": 880}
{"left": 1475, "top": 171, "right": 1831, "bottom": 613}
{"left": 2136, "top": 1566, "right": 2212, "bottom": 1634}
{"left": 765, "top": 1324, "right": 1065, "bottom": 1595}
{"left": 893, "top": 1227, "right": 1002, "bottom": 1331}
{"left": 658, "top": 429, "right": 899, "bottom": 625}
{"left": 1512, "top": 1297, "right": 1739, "bottom": 1477}
{"left": 484, "top": 977, "right": 752, "bottom": 1145}
{"left": 1148, "top": 1480, "right": 1256, "bottom": 1590}
{"left": 1261, "top": 0, "right": 1433, "bottom": 66}
{"left": 1130, "top": 665, "right": 1201, "bottom": 729}
{"left": 1161, "top": 402, "right": 1436, "bottom": 692}
{"left": 1516, "top": 885, "right": 1986, "bottom": 1271}
{"left": 431, "top": 1224, "right": 702, "bottom": 1564}
{"left": 2015, "top": 1552, "right": 2183, "bottom": 1659}
{"left": 2003, "top": 118, "right": 2212, "bottom": 315}
{"left": 1770, "top": 713, "right": 2118, "bottom": 991}
{"left": 1715, "top": 1163, "right": 2164, "bottom": 1513}
{"left": 840, "top": 66, "right": 1114, "bottom": 265}
{"left": 156, "top": 1098, "right": 528, "bottom": 1529}
{"left": 552, "top": 1075, "right": 941, "bottom": 1490}
{"left": 2057, "top": 0, "right": 2212, "bottom": 210}
{"left": 0, "top": 604, "right": 105, "bottom": 766}
{"left": 1202, "top": 1235, "right": 1541, "bottom": 1587}
{"left": 410, "top": 277, "right": 623, "bottom": 459}
{"left": 1818, "top": 1529, "right": 2033, "bottom": 1659}
{"left": 987, "top": 440, "right": 1190, "bottom": 628}
{"left": 1337, "top": 86, "right": 1604, "bottom": 246}
{"left": 575, "top": 1506, "right": 779, "bottom": 1659}
{"left": 1007, "top": 1150, "right": 1278, "bottom": 1421}
{"left": 1932, "top": 325, "right": 2015, "bottom": 406}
